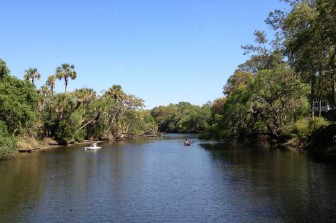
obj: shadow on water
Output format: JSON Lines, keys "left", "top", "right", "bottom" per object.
{"left": 198, "top": 139, "right": 336, "bottom": 222}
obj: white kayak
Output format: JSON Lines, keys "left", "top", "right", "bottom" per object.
{"left": 85, "top": 146, "right": 101, "bottom": 150}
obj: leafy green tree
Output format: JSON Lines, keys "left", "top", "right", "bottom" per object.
{"left": 181, "top": 104, "right": 211, "bottom": 133}
{"left": 151, "top": 102, "right": 211, "bottom": 133}
{"left": 0, "top": 121, "right": 16, "bottom": 159}
{"left": 207, "top": 69, "right": 255, "bottom": 139}
{"left": 219, "top": 77, "right": 253, "bottom": 138}
{"left": 267, "top": 0, "right": 336, "bottom": 115}
{"left": 314, "top": 0, "right": 336, "bottom": 107}
{"left": 130, "top": 110, "right": 158, "bottom": 136}
{"left": 56, "top": 63, "right": 77, "bottom": 93}
{"left": 239, "top": 30, "right": 285, "bottom": 73}
{"left": 249, "top": 66, "right": 310, "bottom": 139}
{"left": 281, "top": 1, "right": 321, "bottom": 115}
{"left": 104, "top": 86, "right": 145, "bottom": 139}
{"left": 151, "top": 104, "right": 182, "bottom": 132}
{"left": 78, "top": 85, "right": 149, "bottom": 140}
{"left": 71, "top": 88, "right": 98, "bottom": 140}
{"left": 201, "top": 65, "right": 309, "bottom": 141}
{"left": 0, "top": 75, "right": 39, "bottom": 136}
{"left": 0, "top": 59, "right": 10, "bottom": 79}
{"left": 223, "top": 70, "right": 253, "bottom": 96}
{"left": 51, "top": 93, "right": 78, "bottom": 144}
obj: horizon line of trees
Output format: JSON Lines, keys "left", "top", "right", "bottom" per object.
{"left": 150, "top": 102, "right": 211, "bottom": 133}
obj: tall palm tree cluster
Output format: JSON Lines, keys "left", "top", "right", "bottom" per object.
{"left": 22, "top": 63, "right": 158, "bottom": 145}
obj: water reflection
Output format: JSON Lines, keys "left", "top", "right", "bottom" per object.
{"left": 0, "top": 153, "right": 47, "bottom": 222}
{"left": 1, "top": 137, "right": 336, "bottom": 222}
{"left": 199, "top": 139, "right": 336, "bottom": 222}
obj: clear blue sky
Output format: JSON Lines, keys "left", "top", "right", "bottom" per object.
{"left": 0, "top": 0, "right": 288, "bottom": 109}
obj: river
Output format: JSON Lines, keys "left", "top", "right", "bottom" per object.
{"left": 1, "top": 134, "right": 336, "bottom": 223}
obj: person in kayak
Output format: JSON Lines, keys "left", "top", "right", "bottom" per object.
{"left": 184, "top": 139, "right": 191, "bottom": 146}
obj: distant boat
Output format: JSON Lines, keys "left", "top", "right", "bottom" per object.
{"left": 85, "top": 143, "right": 101, "bottom": 150}
{"left": 184, "top": 141, "right": 191, "bottom": 146}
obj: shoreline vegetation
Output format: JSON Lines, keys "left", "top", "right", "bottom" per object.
{"left": 16, "top": 133, "right": 162, "bottom": 153}
{"left": 2, "top": 0, "right": 336, "bottom": 160}
{"left": 198, "top": 0, "right": 336, "bottom": 158}
{"left": 0, "top": 61, "right": 162, "bottom": 159}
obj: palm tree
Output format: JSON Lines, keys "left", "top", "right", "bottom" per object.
{"left": 74, "top": 88, "right": 96, "bottom": 106}
{"left": 38, "top": 85, "right": 51, "bottom": 112}
{"left": 105, "top": 85, "right": 126, "bottom": 103}
{"left": 46, "top": 75, "right": 56, "bottom": 96}
{"left": 55, "top": 64, "right": 77, "bottom": 93}
{"left": 24, "top": 68, "right": 40, "bottom": 85}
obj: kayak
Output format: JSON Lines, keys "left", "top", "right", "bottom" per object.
{"left": 85, "top": 146, "right": 101, "bottom": 150}
{"left": 184, "top": 142, "right": 191, "bottom": 146}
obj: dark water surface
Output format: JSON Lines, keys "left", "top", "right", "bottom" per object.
{"left": 1, "top": 134, "right": 336, "bottom": 223}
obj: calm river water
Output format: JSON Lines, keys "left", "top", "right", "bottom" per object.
{"left": 1, "top": 134, "right": 336, "bottom": 223}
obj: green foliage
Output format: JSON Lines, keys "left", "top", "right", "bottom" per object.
{"left": 202, "top": 65, "right": 310, "bottom": 141}
{"left": 201, "top": 0, "right": 336, "bottom": 146}
{"left": 202, "top": 70, "right": 254, "bottom": 140}
{"left": 223, "top": 70, "right": 253, "bottom": 96}
{"left": 268, "top": 0, "right": 336, "bottom": 111}
{"left": 151, "top": 102, "right": 211, "bottom": 133}
{"left": 0, "top": 75, "right": 39, "bottom": 136}
{"left": 310, "top": 116, "right": 329, "bottom": 130}
{"left": 0, "top": 59, "right": 159, "bottom": 157}
{"left": 0, "top": 59, "right": 10, "bottom": 79}
{"left": 48, "top": 93, "right": 87, "bottom": 143}
{"left": 286, "top": 118, "right": 311, "bottom": 139}
{"left": 0, "top": 121, "right": 17, "bottom": 159}
{"left": 125, "top": 110, "right": 158, "bottom": 136}
{"left": 198, "top": 121, "right": 229, "bottom": 140}
{"left": 55, "top": 120, "right": 76, "bottom": 144}
{"left": 250, "top": 66, "right": 310, "bottom": 139}
{"left": 288, "top": 117, "right": 328, "bottom": 139}
{"left": 239, "top": 30, "right": 285, "bottom": 74}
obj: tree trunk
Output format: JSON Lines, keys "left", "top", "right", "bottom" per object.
{"left": 65, "top": 77, "right": 68, "bottom": 93}
{"left": 318, "top": 100, "right": 321, "bottom": 117}
{"left": 333, "top": 74, "right": 336, "bottom": 108}
{"left": 310, "top": 76, "right": 315, "bottom": 119}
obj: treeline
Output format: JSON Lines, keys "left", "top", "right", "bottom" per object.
{"left": 151, "top": 102, "right": 211, "bottom": 133}
{"left": 200, "top": 0, "right": 336, "bottom": 148}
{"left": 0, "top": 60, "right": 158, "bottom": 159}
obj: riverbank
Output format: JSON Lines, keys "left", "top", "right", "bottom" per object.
{"left": 16, "top": 137, "right": 106, "bottom": 153}
{"left": 275, "top": 137, "right": 336, "bottom": 160}
{"left": 240, "top": 134, "right": 336, "bottom": 159}
{"left": 16, "top": 133, "right": 162, "bottom": 153}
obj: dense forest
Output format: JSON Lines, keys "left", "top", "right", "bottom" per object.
{"left": 200, "top": 0, "right": 336, "bottom": 150}
{"left": 1, "top": 0, "right": 336, "bottom": 159}
{"left": 151, "top": 102, "right": 211, "bottom": 133}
